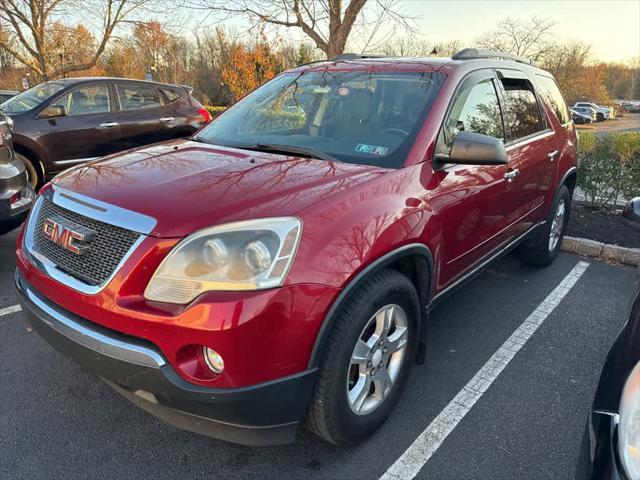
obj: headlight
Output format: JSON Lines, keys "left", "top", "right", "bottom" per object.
{"left": 619, "top": 361, "right": 640, "bottom": 479}
{"left": 145, "top": 217, "right": 302, "bottom": 304}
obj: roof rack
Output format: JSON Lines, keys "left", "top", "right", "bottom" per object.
{"left": 452, "top": 48, "right": 535, "bottom": 66}
{"left": 332, "top": 53, "right": 385, "bottom": 61}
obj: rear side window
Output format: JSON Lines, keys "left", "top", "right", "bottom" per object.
{"left": 500, "top": 78, "right": 544, "bottom": 141}
{"left": 160, "top": 87, "right": 181, "bottom": 103}
{"left": 536, "top": 75, "right": 570, "bottom": 125}
{"left": 444, "top": 77, "right": 505, "bottom": 144}
{"left": 117, "top": 84, "right": 162, "bottom": 110}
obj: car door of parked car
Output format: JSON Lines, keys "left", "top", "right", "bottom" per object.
{"left": 36, "top": 83, "right": 121, "bottom": 169}
{"left": 114, "top": 82, "right": 172, "bottom": 150}
{"left": 429, "top": 69, "right": 518, "bottom": 288}
{"left": 496, "top": 69, "right": 556, "bottom": 233}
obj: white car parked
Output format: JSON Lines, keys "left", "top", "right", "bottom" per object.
{"left": 573, "top": 102, "right": 615, "bottom": 122}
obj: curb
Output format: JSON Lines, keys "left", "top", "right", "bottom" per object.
{"left": 561, "top": 236, "right": 640, "bottom": 267}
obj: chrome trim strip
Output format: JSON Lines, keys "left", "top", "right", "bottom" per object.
{"left": 17, "top": 272, "right": 165, "bottom": 368}
{"left": 505, "top": 130, "right": 554, "bottom": 151}
{"left": 52, "top": 157, "right": 99, "bottom": 167}
{"left": 49, "top": 185, "right": 156, "bottom": 234}
{"left": 23, "top": 187, "right": 156, "bottom": 295}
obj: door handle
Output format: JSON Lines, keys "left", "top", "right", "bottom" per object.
{"left": 504, "top": 169, "right": 520, "bottom": 182}
{"left": 547, "top": 150, "right": 559, "bottom": 162}
{"left": 99, "top": 122, "right": 119, "bottom": 128}
{"left": 159, "top": 117, "right": 175, "bottom": 122}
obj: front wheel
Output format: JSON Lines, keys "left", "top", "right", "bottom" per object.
{"left": 305, "top": 269, "right": 419, "bottom": 445}
{"left": 520, "top": 185, "right": 571, "bottom": 267}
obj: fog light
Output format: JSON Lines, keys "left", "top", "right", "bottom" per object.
{"left": 203, "top": 347, "right": 224, "bottom": 374}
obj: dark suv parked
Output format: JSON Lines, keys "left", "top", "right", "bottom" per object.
{"left": 1, "top": 78, "right": 212, "bottom": 188}
{"left": 15, "top": 49, "right": 578, "bottom": 446}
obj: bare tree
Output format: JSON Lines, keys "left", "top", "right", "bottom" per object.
{"left": 0, "top": 0, "right": 148, "bottom": 79}
{"left": 476, "top": 16, "right": 555, "bottom": 62}
{"left": 187, "top": 0, "right": 413, "bottom": 59}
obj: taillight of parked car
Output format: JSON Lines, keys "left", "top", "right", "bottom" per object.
{"left": 197, "top": 108, "right": 213, "bottom": 125}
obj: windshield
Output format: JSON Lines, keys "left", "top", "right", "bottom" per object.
{"left": 196, "top": 69, "right": 446, "bottom": 168}
{"left": 1, "top": 81, "right": 67, "bottom": 114}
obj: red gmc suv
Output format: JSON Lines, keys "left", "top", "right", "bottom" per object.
{"left": 14, "top": 49, "right": 578, "bottom": 446}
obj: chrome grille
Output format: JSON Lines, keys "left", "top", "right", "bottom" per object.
{"left": 31, "top": 198, "right": 140, "bottom": 286}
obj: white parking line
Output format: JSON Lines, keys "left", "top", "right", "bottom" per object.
{"left": 0, "top": 304, "right": 21, "bottom": 317}
{"left": 380, "top": 261, "right": 590, "bottom": 480}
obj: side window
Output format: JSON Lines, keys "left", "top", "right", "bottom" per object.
{"left": 499, "top": 77, "right": 544, "bottom": 140}
{"left": 52, "top": 85, "right": 110, "bottom": 116}
{"left": 444, "top": 77, "right": 505, "bottom": 144}
{"left": 160, "top": 87, "right": 180, "bottom": 103}
{"left": 536, "top": 75, "right": 570, "bottom": 125}
{"left": 117, "top": 84, "right": 162, "bottom": 110}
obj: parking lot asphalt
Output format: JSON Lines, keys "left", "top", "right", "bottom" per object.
{"left": 1, "top": 226, "right": 637, "bottom": 480}
{"left": 584, "top": 112, "right": 640, "bottom": 135}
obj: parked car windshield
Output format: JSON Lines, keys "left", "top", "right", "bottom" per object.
{"left": 1, "top": 80, "right": 68, "bottom": 114}
{"left": 195, "top": 69, "right": 446, "bottom": 168}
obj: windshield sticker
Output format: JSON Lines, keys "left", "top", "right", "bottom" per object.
{"left": 355, "top": 144, "right": 389, "bottom": 156}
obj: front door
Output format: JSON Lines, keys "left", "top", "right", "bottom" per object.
{"left": 428, "top": 70, "right": 516, "bottom": 288}
{"left": 37, "top": 83, "right": 120, "bottom": 170}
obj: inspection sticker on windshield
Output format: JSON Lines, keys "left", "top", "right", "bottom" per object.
{"left": 355, "top": 143, "right": 389, "bottom": 155}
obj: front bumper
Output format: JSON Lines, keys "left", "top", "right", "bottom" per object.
{"left": 576, "top": 410, "right": 624, "bottom": 480}
{"left": 15, "top": 270, "right": 318, "bottom": 446}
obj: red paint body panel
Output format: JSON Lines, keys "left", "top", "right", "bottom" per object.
{"left": 16, "top": 57, "right": 578, "bottom": 391}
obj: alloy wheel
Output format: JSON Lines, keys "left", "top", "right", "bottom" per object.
{"left": 346, "top": 304, "right": 409, "bottom": 415}
{"left": 548, "top": 199, "right": 566, "bottom": 252}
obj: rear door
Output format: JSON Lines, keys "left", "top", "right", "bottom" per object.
{"left": 496, "top": 70, "right": 556, "bottom": 232}
{"left": 114, "top": 82, "right": 172, "bottom": 150}
{"left": 36, "top": 82, "right": 120, "bottom": 169}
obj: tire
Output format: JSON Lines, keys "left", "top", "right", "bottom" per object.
{"left": 15, "top": 152, "right": 44, "bottom": 190}
{"left": 305, "top": 268, "right": 419, "bottom": 445}
{"left": 520, "top": 185, "right": 571, "bottom": 267}
{"left": 596, "top": 112, "right": 605, "bottom": 122}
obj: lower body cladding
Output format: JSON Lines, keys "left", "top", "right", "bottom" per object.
{"left": 576, "top": 410, "right": 624, "bottom": 480}
{"left": 15, "top": 271, "right": 318, "bottom": 446}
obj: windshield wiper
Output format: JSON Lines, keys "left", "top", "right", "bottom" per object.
{"left": 251, "top": 143, "right": 341, "bottom": 163}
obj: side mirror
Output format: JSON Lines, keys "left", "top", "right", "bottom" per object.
{"left": 39, "top": 105, "right": 66, "bottom": 119}
{"left": 435, "top": 131, "right": 508, "bottom": 167}
{"left": 623, "top": 198, "right": 640, "bottom": 232}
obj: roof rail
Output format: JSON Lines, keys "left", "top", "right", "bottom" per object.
{"left": 452, "top": 48, "right": 535, "bottom": 66}
{"left": 332, "top": 53, "right": 385, "bottom": 61}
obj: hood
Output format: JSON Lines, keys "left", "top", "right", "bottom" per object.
{"left": 53, "top": 139, "right": 386, "bottom": 237}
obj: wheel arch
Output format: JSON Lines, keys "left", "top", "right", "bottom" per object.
{"left": 560, "top": 166, "right": 578, "bottom": 197}
{"left": 307, "top": 244, "right": 434, "bottom": 369}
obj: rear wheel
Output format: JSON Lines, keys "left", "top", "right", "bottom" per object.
{"left": 520, "top": 185, "right": 571, "bottom": 267}
{"left": 305, "top": 269, "right": 419, "bottom": 445}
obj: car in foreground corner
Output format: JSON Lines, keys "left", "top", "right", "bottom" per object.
{"left": 0, "top": 77, "right": 212, "bottom": 189}
{"left": 0, "top": 113, "right": 34, "bottom": 235}
{"left": 576, "top": 198, "right": 640, "bottom": 480}
{"left": 15, "top": 49, "right": 578, "bottom": 446}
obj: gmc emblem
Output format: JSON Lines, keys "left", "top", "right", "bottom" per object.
{"left": 42, "top": 216, "right": 94, "bottom": 255}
